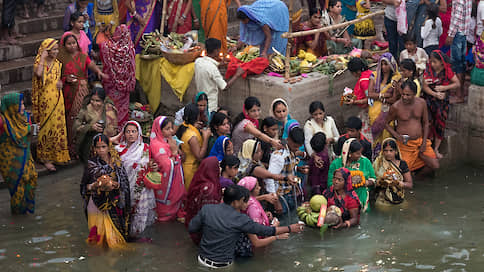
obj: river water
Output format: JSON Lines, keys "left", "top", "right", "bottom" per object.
{"left": 1, "top": 164, "right": 483, "bottom": 271}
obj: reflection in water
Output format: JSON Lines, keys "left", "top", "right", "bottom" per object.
{"left": 1, "top": 165, "right": 484, "bottom": 271}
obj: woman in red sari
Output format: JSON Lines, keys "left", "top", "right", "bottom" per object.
{"left": 166, "top": 0, "right": 193, "bottom": 34}
{"left": 184, "top": 156, "right": 221, "bottom": 244}
{"left": 100, "top": 24, "right": 136, "bottom": 130}
{"left": 438, "top": 0, "right": 450, "bottom": 54}
{"left": 144, "top": 116, "right": 186, "bottom": 222}
{"left": 57, "top": 32, "right": 107, "bottom": 155}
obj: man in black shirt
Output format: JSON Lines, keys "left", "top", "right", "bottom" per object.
{"left": 188, "top": 185, "right": 304, "bottom": 268}
{"left": 335, "top": 116, "right": 373, "bottom": 161}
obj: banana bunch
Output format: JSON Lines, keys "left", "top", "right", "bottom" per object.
{"left": 297, "top": 50, "right": 317, "bottom": 63}
{"left": 297, "top": 195, "right": 327, "bottom": 228}
{"left": 269, "top": 55, "right": 285, "bottom": 71}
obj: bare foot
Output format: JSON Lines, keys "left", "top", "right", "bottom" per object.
{"left": 44, "top": 162, "right": 57, "bottom": 172}
{"left": 434, "top": 150, "right": 443, "bottom": 159}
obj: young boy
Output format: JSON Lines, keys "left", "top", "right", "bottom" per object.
{"left": 399, "top": 34, "right": 428, "bottom": 74}
{"left": 335, "top": 116, "right": 373, "bottom": 160}
{"left": 194, "top": 38, "right": 244, "bottom": 114}
{"left": 220, "top": 155, "right": 240, "bottom": 189}
{"left": 308, "top": 132, "right": 330, "bottom": 196}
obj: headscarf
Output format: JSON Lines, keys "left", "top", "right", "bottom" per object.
{"left": 193, "top": 91, "right": 209, "bottom": 124}
{"left": 270, "top": 98, "right": 291, "bottom": 123}
{"left": 115, "top": 120, "right": 148, "bottom": 177}
{"left": 58, "top": 32, "right": 81, "bottom": 59}
{"left": 0, "top": 93, "right": 30, "bottom": 148}
{"left": 237, "top": 0, "right": 289, "bottom": 32}
{"left": 238, "top": 176, "right": 270, "bottom": 226}
{"left": 237, "top": 139, "right": 260, "bottom": 177}
{"left": 281, "top": 119, "right": 300, "bottom": 140}
{"left": 424, "top": 50, "right": 454, "bottom": 86}
{"left": 341, "top": 138, "right": 357, "bottom": 167}
{"left": 100, "top": 24, "right": 136, "bottom": 98}
{"left": 185, "top": 156, "right": 221, "bottom": 244}
{"left": 209, "top": 135, "right": 230, "bottom": 161}
{"left": 323, "top": 167, "right": 360, "bottom": 217}
{"left": 374, "top": 52, "right": 400, "bottom": 94}
{"left": 35, "top": 38, "right": 58, "bottom": 66}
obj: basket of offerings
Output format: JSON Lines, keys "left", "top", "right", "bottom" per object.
{"left": 161, "top": 31, "right": 202, "bottom": 65}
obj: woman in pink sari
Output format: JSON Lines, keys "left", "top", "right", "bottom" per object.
{"left": 100, "top": 24, "right": 136, "bottom": 129}
{"left": 144, "top": 116, "right": 185, "bottom": 222}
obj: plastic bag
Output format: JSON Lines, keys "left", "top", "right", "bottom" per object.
{"left": 395, "top": 0, "right": 407, "bottom": 35}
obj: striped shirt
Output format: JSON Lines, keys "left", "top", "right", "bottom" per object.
{"left": 447, "top": 0, "right": 473, "bottom": 37}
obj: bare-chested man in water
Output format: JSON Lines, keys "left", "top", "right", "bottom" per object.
{"left": 385, "top": 80, "right": 439, "bottom": 174}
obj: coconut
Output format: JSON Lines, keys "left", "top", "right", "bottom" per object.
{"left": 325, "top": 205, "right": 343, "bottom": 226}
{"left": 309, "top": 195, "right": 327, "bottom": 212}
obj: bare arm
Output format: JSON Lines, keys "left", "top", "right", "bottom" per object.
{"left": 367, "top": 78, "right": 380, "bottom": 100}
{"left": 402, "top": 170, "right": 413, "bottom": 189}
{"left": 253, "top": 165, "right": 284, "bottom": 180}
{"left": 248, "top": 233, "right": 287, "bottom": 247}
{"left": 245, "top": 122, "right": 283, "bottom": 149}
{"left": 233, "top": 0, "right": 241, "bottom": 8}
{"left": 183, "top": 0, "right": 192, "bottom": 18}
{"left": 188, "top": 135, "right": 209, "bottom": 161}
{"left": 261, "top": 25, "right": 272, "bottom": 58}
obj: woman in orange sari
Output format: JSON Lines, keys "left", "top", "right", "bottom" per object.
{"left": 57, "top": 32, "right": 107, "bottom": 155}
{"left": 199, "top": 0, "right": 241, "bottom": 53}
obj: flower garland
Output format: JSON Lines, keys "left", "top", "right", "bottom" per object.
{"left": 350, "top": 170, "right": 366, "bottom": 189}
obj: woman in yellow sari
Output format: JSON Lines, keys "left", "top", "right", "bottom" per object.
{"left": 373, "top": 138, "right": 412, "bottom": 208}
{"left": 93, "top": 0, "right": 119, "bottom": 45}
{"left": 199, "top": 0, "right": 241, "bottom": 53}
{"left": 32, "top": 38, "right": 71, "bottom": 172}
{"left": 175, "top": 103, "right": 211, "bottom": 190}
{"left": 367, "top": 52, "right": 401, "bottom": 158}
{"left": 0, "top": 93, "right": 38, "bottom": 214}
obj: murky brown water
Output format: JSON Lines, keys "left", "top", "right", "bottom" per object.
{"left": 1, "top": 164, "right": 483, "bottom": 271}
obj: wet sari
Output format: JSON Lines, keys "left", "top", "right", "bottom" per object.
{"left": 201, "top": 0, "right": 230, "bottom": 52}
{"left": 127, "top": 0, "right": 161, "bottom": 53}
{"left": 80, "top": 142, "right": 130, "bottom": 249}
{"left": 115, "top": 121, "right": 156, "bottom": 235}
{"left": 32, "top": 38, "right": 70, "bottom": 164}
{"left": 185, "top": 156, "right": 221, "bottom": 244}
{"left": 144, "top": 116, "right": 186, "bottom": 222}
{"left": 0, "top": 93, "right": 38, "bottom": 214}
{"left": 328, "top": 138, "right": 375, "bottom": 213}
{"left": 373, "top": 138, "right": 407, "bottom": 206}
{"left": 323, "top": 167, "right": 360, "bottom": 223}
{"left": 73, "top": 98, "right": 118, "bottom": 163}
{"left": 422, "top": 50, "right": 454, "bottom": 140}
{"left": 353, "top": 69, "right": 373, "bottom": 142}
{"left": 368, "top": 53, "right": 401, "bottom": 157}
{"left": 100, "top": 25, "right": 136, "bottom": 130}
{"left": 57, "top": 32, "right": 91, "bottom": 154}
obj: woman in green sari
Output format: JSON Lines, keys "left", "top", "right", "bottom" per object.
{"left": 328, "top": 138, "right": 375, "bottom": 212}
{"left": 0, "top": 93, "right": 38, "bottom": 214}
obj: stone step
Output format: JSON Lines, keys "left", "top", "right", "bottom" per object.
{"left": 0, "top": 56, "right": 34, "bottom": 86}
{"left": 0, "top": 29, "right": 64, "bottom": 62}
{"left": 14, "top": 10, "right": 66, "bottom": 35}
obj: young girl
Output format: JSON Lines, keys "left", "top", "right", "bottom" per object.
{"left": 399, "top": 58, "right": 421, "bottom": 97}
{"left": 260, "top": 117, "right": 278, "bottom": 167}
{"left": 69, "top": 11, "right": 91, "bottom": 54}
{"left": 219, "top": 155, "right": 240, "bottom": 188}
{"left": 422, "top": 50, "right": 460, "bottom": 159}
{"left": 421, "top": 3, "right": 443, "bottom": 56}
{"left": 303, "top": 101, "right": 339, "bottom": 159}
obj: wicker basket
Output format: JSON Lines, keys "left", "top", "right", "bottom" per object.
{"left": 162, "top": 47, "right": 202, "bottom": 65}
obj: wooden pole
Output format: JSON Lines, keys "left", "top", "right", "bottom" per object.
{"left": 284, "top": 0, "right": 293, "bottom": 79}
{"left": 160, "top": 0, "right": 168, "bottom": 34}
{"left": 282, "top": 10, "right": 384, "bottom": 39}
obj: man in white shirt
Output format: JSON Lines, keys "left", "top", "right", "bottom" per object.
{"left": 194, "top": 38, "right": 244, "bottom": 114}
{"left": 477, "top": 0, "right": 484, "bottom": 38}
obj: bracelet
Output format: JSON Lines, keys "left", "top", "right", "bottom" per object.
{"left": 193, "top": 18, "right": 199, "bottom": 22}
{"left": 130, "top": 10, "right": 137, "bottom": 17}
{"left": 181, "top": 14, "right": 187, "bottom": 19}
{"left": 287, "top": 225, "right": 291, "bottom": 233}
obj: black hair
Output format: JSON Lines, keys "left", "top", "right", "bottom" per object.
{"left": 426, "top": 3, "right": 440, "bottom": 29}
{"left": 289, "top": 127, "right": 305, "bottom": 145}
{"left": 160, "top": 117, "right": 173, "bottom": 130}
{"left": 210, "top": 112, "right": 230, "bottom": 135}
{"left": 430, "top": 50, "right": 450, "bottom": 64}
{"left": 309, "top": 101, "right": 327, "bottom": 122}
{"left": 347, "top": 57, "right": 369, "bottom": 72}
{"left": 272, "top": 100, "right": 287, "bottom": 113}
{"left": 91, "top": 42, "right": 100, "bottom": 52}
{"left": 223, "top": 185, "right": 250, "bottom": 204}
{"left": 90, "top": 87, "right": 106, "bottom": 101}
{"left": 220, "top": 155, "right": 240, "bottom": 171}
{"left": 349, "top": 140, "right": 363, "bottom": 154}
{"left": 310, "top": 132, "right": 327, "bottom": 153}
{"left": 345, "top": 116, "right": 362, "bottom": 130}
{"left": 400, "top": 58, "right": 418, "bottom": 79}
{"left": 205, "top": 38, "right": 222, "bottom": 54}
{"left": 93, "top": 133, "right": 109, "bottom": 146}
{"left": 69, "top": 11, "right": 84, "bottom": 30}
{"left": 380, "top": 58, "right": 394, "bottom": 85}
{"left": 123, "top": 122, "right": 139, "bottom": 133}
{"left": 175, "top": 103, "right": 199, "bottom": 138}
{"left": 382, "top": 139, "right": 401, "bottom": 160}
{"left": 62, "top": 34, "right": 78, "bottom": 46}
{"left": 309, "top": 7, "right": 321, "bottom": 17}
{"left": 403, "top": 33, "right": 416, "bottom": 44}
{"left": 224, "top": 139, "right": 232, "bottom": 153}
{"left": 401, "top": 79, "right": 418, "bottom": 94}
{"left": 237, "top": 10, "right": 249, "bottom": 20}
{"left": 233, "top": 96, "right": 261, "bottom": 131}
{"left": 195, "top": 92, "right": 208, "bottom": 103}
{"left": 217, "top": 106, "right": 230, "bottom": 117}
{"left": 328, "top": 0, "right": 341, "bottom": 11}
{"left": 261, "top": 116, "right": 278, "bottom": 130}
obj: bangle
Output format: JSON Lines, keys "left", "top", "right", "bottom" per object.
{"left": 287, "top": 225, "right": 291, "bottom": 233}
{"left": 193, "top": 18, "right": 199, "bottom": 22}
{"left": 130, "top": 10, "right": 137, "bottom": 17}
{"left": 181, "top": 14, "right": 187, "bottom": 19}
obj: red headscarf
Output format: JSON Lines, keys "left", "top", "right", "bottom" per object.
{"left": 424, "top": 50, "right": 455, "bottom": 86}
{"left": 184, "top": 156, "right": 221, "bottom": 244}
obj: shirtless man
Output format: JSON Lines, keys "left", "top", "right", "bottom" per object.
{"left": 385, "top": 80, "right": 439, "bottom": 174}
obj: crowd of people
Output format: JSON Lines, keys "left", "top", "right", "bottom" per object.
{"left": 0, "top": 0, "right": 482, "bottom": 269}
